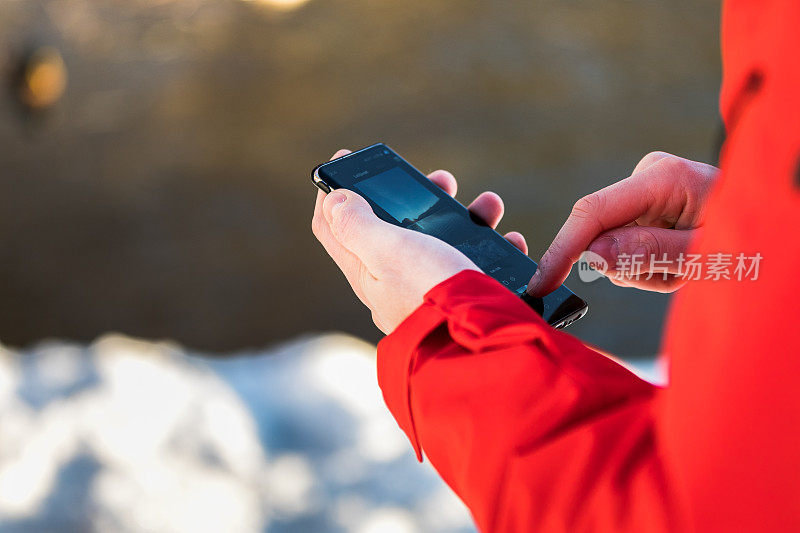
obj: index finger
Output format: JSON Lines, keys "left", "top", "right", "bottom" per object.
{"left": 527, "top": 166, "right": 667, "bottom": 296}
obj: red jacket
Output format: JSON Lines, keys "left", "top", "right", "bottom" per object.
{"left": 376, "top": 1, "right": 800, "bottom": 531}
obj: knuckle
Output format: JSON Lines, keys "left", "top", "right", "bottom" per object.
{"left": 571, "top": 193, "right": 603, "bottom": 220}
{"left": 632, "top": 227, "right": 662, "bottom": 258}
{"left": 654, "top": 156, "right": 715, "bottom": 195}
{"left": 656, "top": 154, "right": 690, "bottom": 176}
{"left": 639, "top": 151, "right": 669, "bottom": 167}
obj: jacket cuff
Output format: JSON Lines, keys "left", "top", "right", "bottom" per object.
{"left": 424, "top": 269, "right": 551, "bottom": 351}
{"left": 376, "top": 269, "right": 550, "bottom": 461}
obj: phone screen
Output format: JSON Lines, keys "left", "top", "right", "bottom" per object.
{"left": 355, "top": 166, "right": 523, "bottom": 283}
{"left": 314, "top": 144, "right": 587, "bottom": 327}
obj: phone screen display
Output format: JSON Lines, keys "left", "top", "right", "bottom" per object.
{"left": 314, "top": 144, "right": 587, "bottom": 326}
{"left": 357, "top": 168, "right": 439, "bottom": 224}
{"left": 355, "top": 167, "right": 518, "bottom": 281}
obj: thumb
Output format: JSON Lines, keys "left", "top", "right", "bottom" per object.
{"left": 322, "top": 189, "right": 404, "bottom": 266}
{"left": 587, "top": 226, "right": 695, "bottom": 274}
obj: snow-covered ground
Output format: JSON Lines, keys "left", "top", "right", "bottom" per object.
{"left": 0, "top": 333, "right": 663, "bottom": 532}
{"left": 0, "top": 334, "right": 475, "bottom": 533}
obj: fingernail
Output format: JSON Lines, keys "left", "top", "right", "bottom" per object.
{"left": 325, "top": 192, "right": 347, "bottom": 221}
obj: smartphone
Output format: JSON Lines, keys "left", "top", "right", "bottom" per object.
{"left": 312, "top": 143, "right": 588, "bottom": 329}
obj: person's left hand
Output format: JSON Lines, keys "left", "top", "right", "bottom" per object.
{"left": 312, "top": 150, "right": 528, "bottom": 334}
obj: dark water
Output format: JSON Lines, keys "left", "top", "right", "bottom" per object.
{"left": 0, "top": 0, "right": 721, "bottom": 357}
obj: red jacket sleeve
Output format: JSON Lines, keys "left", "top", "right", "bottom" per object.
{"left": 377, "top": 270, "right": 682, "bottom": 532}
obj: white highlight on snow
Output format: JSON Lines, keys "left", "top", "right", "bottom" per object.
{"left": 357, "top": 507, "right": 419, "bottom": 533}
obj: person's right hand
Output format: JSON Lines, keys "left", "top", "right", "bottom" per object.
{"left": 527, "top": 152, "right": 719, "bottom": 295}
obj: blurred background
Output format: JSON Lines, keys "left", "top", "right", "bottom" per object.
{"left": 0, "top": 0, "right": 720, "bottom": 531}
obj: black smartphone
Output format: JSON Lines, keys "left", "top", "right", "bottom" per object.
{"left": 312, "top": 143, "right": 588, "bottom": 329}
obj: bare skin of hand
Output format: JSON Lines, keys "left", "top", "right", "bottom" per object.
{"left": 527, "top": 152, "right": 719, "bottom": 295}
{"left": 312, "top": 149, "right": 528, "bottom": 334}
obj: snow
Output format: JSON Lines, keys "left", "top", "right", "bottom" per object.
{"left": 0, "top": 333, "right": 475, "bottom": 533}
